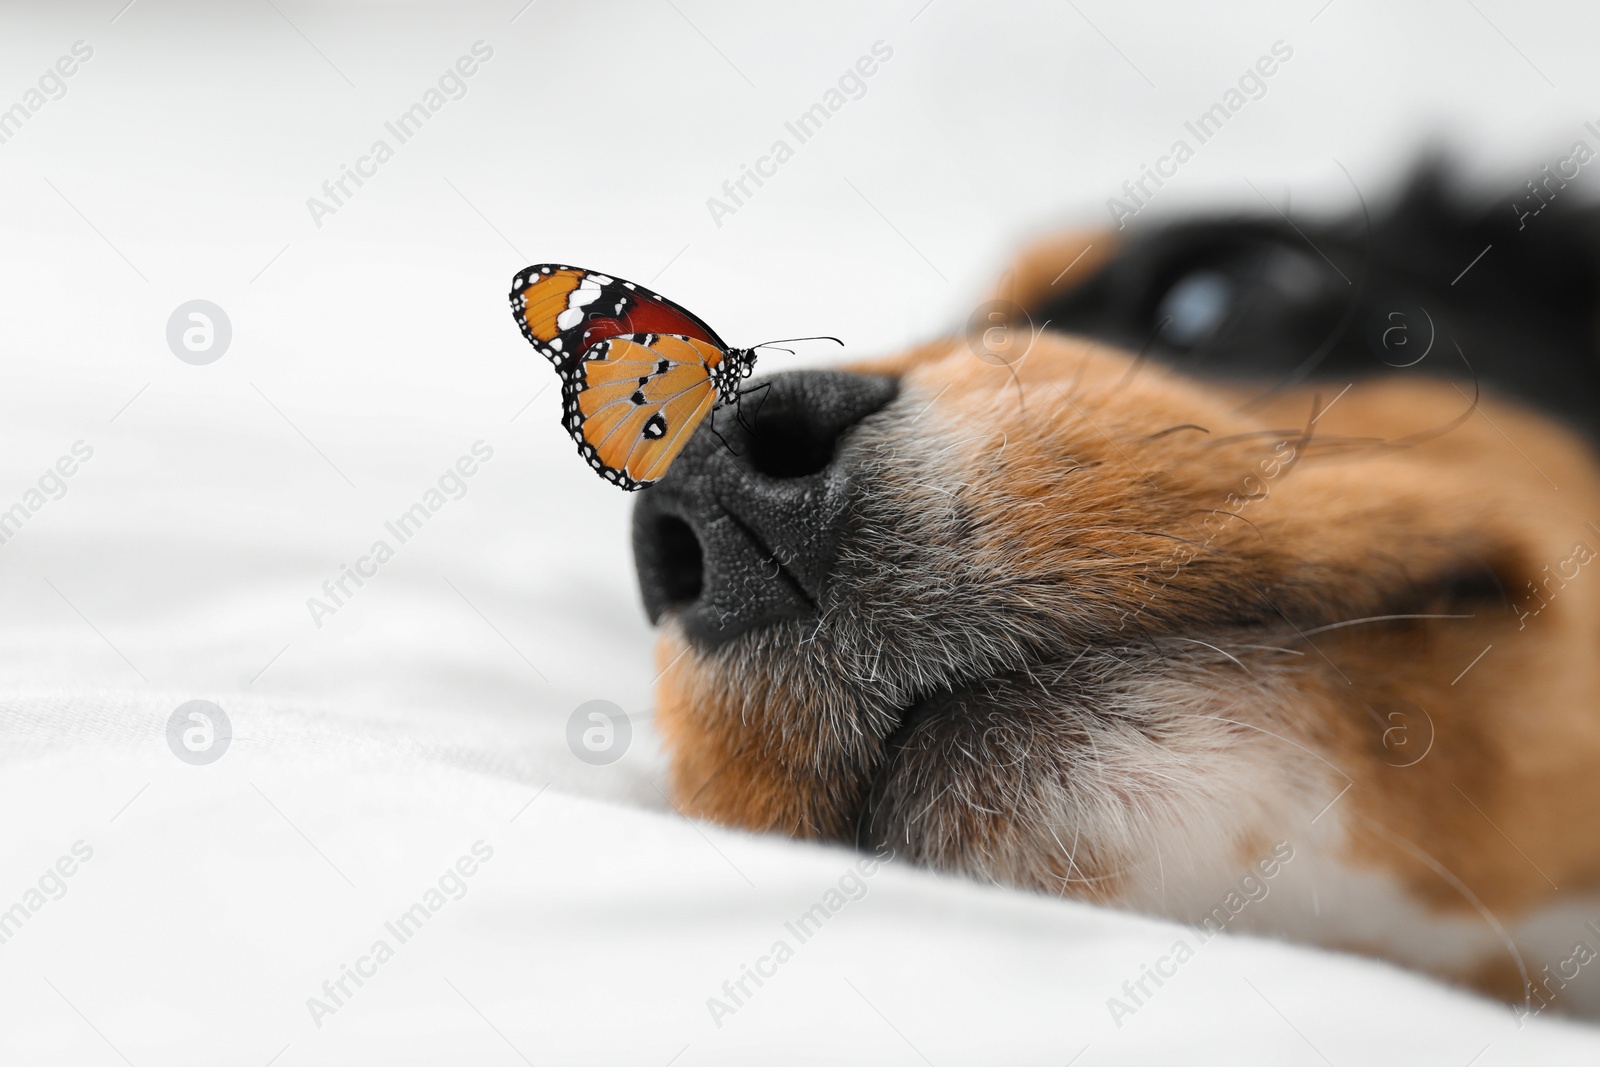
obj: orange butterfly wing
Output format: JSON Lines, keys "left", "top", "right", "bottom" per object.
{"left": 510, "top": 264, "right": 728, "bottom": 366}
{"left": 565, "top": 334, "right": 726, "bottom": 489}
{"left": 514, "top": 267, "right": 586, "bottom": 345}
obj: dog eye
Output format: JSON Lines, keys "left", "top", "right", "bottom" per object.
{"left": 1155, "top": 269, "right": 1233, "bottom": 347}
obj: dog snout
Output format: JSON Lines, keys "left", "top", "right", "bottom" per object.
{"left": 631, "top": 369, "right": 897, "bottom": 646}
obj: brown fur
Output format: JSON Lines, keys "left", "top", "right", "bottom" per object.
{"left": 653, "top": 230, "right": 1600, "bottom": 1004}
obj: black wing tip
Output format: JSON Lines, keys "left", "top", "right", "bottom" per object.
{"left": 511, "top": 261, "right": 605, "bottom": 276}
{"left": 510, "top": 262, "right": 598, "bottom": 293}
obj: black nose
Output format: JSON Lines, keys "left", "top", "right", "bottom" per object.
{"left": 631, "top": 369, "right": 898, "bottom": 647}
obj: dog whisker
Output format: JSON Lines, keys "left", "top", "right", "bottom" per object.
{"left": 1290, "top": 613, "right": 1475, "bottom": 639}
{"left": 1144, "top": 423, "right": 1211, "bottom": 440}
{"left": 1127, "top": 529, "right": 1223, "bottom": 554}
{"left": 1171, "top": 637, "right": 1251, "bottom": 674}
{"left": 1187, "top": 508, "right": 1266, "bottom": 541}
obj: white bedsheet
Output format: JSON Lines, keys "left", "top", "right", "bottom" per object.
{"left": 4, "top": 0, "right": 1599, "bottom": 1061}
{"left": 3, "top": 694, "right": 1599, "bottom": 1066}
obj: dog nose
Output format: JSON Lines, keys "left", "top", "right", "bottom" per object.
{"left": 632, "top": 369, "right": 897, "bottom": 646}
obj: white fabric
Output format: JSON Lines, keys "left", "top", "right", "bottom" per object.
{"left": 3, "top": 0, "right": 1599, "bottom": 1061}
{"left": 4, "top": 697, "right": 1600, "bottom": 1066}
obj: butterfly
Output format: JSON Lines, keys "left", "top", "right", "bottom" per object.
{"left": 509, "top": 264, "right": 831, "bottom": 490}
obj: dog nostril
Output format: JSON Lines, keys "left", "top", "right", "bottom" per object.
{"left": 738, "top": 371, "right": 898, "bottom": 480}
{"left": 632, "top": 371, "right": 898, "bottom": 643}
{"left": 746, "top": 408, "right": 840, "bottom": 479}
{"left": 645, "top": 515, "right": 704, "bottom": 606}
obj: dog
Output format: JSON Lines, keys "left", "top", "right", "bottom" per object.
{"left": 631, "top": 163, "right": 1600, "bottom": 1018}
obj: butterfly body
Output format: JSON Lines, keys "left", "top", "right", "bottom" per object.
{"left": 509, "top": 264, "right": 759, "bottom": 490}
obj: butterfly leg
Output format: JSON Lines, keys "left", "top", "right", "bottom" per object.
{"left": 730, "top": 380, "right": 774, "bottom": 438}
{"left": 703, "top": 402, "right": 740, "bottom": 457}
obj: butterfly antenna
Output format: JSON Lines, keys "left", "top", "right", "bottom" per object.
{"left": 750, "top": 335, "right": 844, "bottom": 352}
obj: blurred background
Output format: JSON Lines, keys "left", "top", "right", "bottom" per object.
{"left": 3, "top": 2, "right": 1600, "bottom": 1062}
{"left": 3, "top": 0, "right": 1596, "bottom": 758}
